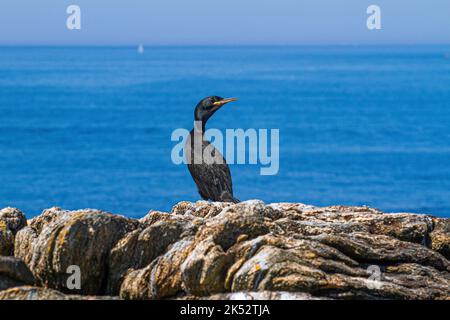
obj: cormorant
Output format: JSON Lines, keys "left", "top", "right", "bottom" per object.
{"left": 185, "top": 96, "right": 240, "bottom": 203}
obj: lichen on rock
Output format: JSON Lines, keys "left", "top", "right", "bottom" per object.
{"left": 14, "top": 207, "right": 140, "bottom": 295}
{"left": 0, "top": 256, "right": 35, "bottom": 291}
{"left": 0, "top": 201, "right": 448, "bottom": 300}
{"left": 0, "top": 208, "right": 27, "bottom": 256}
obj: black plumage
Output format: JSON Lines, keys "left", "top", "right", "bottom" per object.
{"left": 185, "top": 96, "right": 239, "bottom": 203}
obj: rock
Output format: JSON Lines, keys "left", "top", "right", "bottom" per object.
{"left": 312, "top": 232, "right": 449, "bottom": 271}
{"left": 120, "top": 238, "right": 195, "bottom": 300}
{"left": 183, "top": 291, "right": 329, "bottom": 300}
{"left": 269, "top": 204, "right": 434, "bottom": 244}
{"left": 172, "top": 201, "right": 234, "bottom": 218}
{"left": 120, "top": 201, "right": 449, "bottom": 300}
{"left": 180, "top": 236, "right": 234, "bottom": 295}
{"left": 180, "top": 204, "right": 271, "bottom": 296}
{"left": 0, "top": 286, "right": 69, "bottom": 300}
{"left": 3, "top": 201, "right": 449, "bottom": 300}
{"left": 107, "top": 213, "right": 198, "bottom": 294}
{"left": 14, "top": 208, "right": 139, "bottom": 295}
{"left": 228, "top": 234, "right": 449, "bottom": 299}
{"left": 0, "top": 228, "right": 14, "bottom": 256}
{"left": 13, "top": 227, "right": 36, "bottom": 265}
{"left": 430, "top": 218, "right": 450, "bottom": 259}
{"left": 13, "top": 207, "right": 67, "bottom": 265}
{"left": 0, "top": 286, "right": 119, "bottom": 300}
{"left": 0, "top": 208, "right": 27, "bottom": 256}
{"left": 0, "top": 256, "right": 35, "bottom": 291}
{"left": 0, "top": 208, "right": 27, "bottom": 235}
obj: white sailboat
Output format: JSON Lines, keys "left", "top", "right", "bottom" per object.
{"left": 138, "top": 44, "right": 144, "bottom": 54}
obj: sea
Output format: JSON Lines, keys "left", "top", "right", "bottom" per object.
{"left": 0, "top": 45, "right": 449, "bottom": 218}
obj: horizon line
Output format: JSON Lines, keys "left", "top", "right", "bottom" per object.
{"left": 1, "top": 42, "right": 450, "bottom": 47}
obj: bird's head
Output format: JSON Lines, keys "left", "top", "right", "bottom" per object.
{"left": 194, "top": 96, "right": 238, "bottom": 123}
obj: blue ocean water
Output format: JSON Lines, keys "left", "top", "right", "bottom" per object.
{"left": 0, "top": 45, "right": 449, "bottom": 218}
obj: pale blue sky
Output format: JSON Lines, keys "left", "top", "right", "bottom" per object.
{"left": 0, "top": 0, "right": 449, "bottom": 45}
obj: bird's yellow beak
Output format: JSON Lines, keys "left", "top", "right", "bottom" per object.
{"left": 213, "top": 98, "right": 238, "bottom": 107}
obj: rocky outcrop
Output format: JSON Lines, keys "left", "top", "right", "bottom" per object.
{"left": 0, "top": 256, "right": 35, "bottom": 291}
{"left": 14, "top": 207, "right": 139, "bottom": 295}
{"left": 0, "top": 208, "right": 27, "bottom": 256}
{"left": 0, "top": 286, "right": 118, "bottom": 300}
{"left": 181, "top": 291, "right": 329, "bottom": 300}
{"left": 107, "top": 212, "right": 198, "bottom": 295}
{"left": 0, "top": 201, "right": 448, "bottom": 300}
{"left": 0, "top": 286, "right": 70, "bottom": 300}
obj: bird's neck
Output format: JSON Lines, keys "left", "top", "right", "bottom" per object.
{"left": 194, "top": 119, "right": 206, "bottom": 133}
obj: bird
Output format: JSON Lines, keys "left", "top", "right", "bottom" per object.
{"left": 185, "top": 96, "right": 240, "bottom": 203}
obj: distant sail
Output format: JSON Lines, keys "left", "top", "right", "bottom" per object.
{"left": 138, "top": 44, "right": 144, "bottom": 54}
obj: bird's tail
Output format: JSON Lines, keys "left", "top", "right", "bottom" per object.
{"left": 220, "top": 191, "right": 240, "bottom": 203}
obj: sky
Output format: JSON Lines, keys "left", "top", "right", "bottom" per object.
{"left": 0, "top": 0, "right": 449, "bottom": 45}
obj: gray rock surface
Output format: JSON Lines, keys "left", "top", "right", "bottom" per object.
{"left": 0, "top": 256, "right": 35, "bottom": 291}
{"left": 183, "top": 291, "right": 329, "bottom": 300}
{"left": 0, "top": 208, "right": 27, "bottom": 256}
{"left": 14, "top": 207, "right": 139, "bottom": 295}
{"left": 0, "top": 286, "right": 118, "bottom": 300}
{"left": 1, "top": 201, "right": 448, "bottom": 300}
{"left": 0, "top": 207, "right": 27, "bottom": 234}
